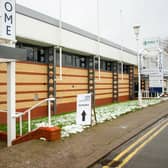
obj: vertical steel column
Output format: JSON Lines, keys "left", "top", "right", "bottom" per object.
{"left": 7, "top": 61, "right": 16, "bottom": 146}
{"left": 88, "top": 56, "right": 95, "bottom": 105}
{"left": 88, "top": 56, "right": 97, "bottom": 123}
{"left": 112, "top": 61, "right": 119, "bottom": 102}
{"left": 129, "top": 65, "right": 135, "bottom": 100}
{"left": 47, "top": 47, "right": 56, "bottom": 114}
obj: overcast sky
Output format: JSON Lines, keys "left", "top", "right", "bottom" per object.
{"left": 16, "top": 0, "right": 168, "bottom": 51}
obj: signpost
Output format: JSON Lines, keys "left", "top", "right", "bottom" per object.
{"left": 143, "top": 38, "right": 160, "bottom": 50}
{"left": 140, "top": 38, "right": 164, "bottom": 95}
{"left": 149, "top": 73, "right": 163, "bottom": 88}
{"left": 0, "top": 0, "right": 16, "bottom": 47}
{"left": 0, "top": 0, "right": 17, "bottom": 146}
{"left": 76, "top": 93, "right": 92, "bottom": 125}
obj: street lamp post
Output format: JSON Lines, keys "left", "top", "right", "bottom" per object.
{"left": 133, "top": 25, "right": 142, "bottom": 106}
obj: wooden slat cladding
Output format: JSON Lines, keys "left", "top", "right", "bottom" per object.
{"left": 0, "top": 62, "right": 132, "bottom": 122}
{"left": 95, "top": 71, "right": 113, "bottom": 101}
{"left": 16, "top": 62, "right": 47, "bottom": 74}
{"left": 15, "top": 63, "right": 48, "bottom": 110}
{"left": 56, "top": 67, "right": 88, "bottom": 105}
{"left": 0, "top": 62, "right": 48, "bottom": 112}
{"left": 0, "top": 64, "right": 7, "bottom": 111}
{"left": 118, "top": 74, "right": 129, "bottom": 97}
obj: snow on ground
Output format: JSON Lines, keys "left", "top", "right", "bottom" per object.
{"left": 32, "top": 99, "right": 161, "bottom": 138}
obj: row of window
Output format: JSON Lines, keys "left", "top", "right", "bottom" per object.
{"left": 16, "top": 42, "right": 130, "bottom": 73}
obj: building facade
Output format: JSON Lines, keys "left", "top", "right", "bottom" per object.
{"left": 0, "top": 4, "right": 138, "bottom": 124}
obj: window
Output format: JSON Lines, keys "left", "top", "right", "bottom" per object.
{"left": 24, "top": 46, "right": 34, "bottom": 61}
{"left": 64, "top": 53, "right": 73, "bottom": 66}
{"left": 16, "top": 42, "right": 50, "bottom": 64}
{"left": 106, "top": 62, "right": 112, "bottom": 71}
{"left": 38, "top": 49, "right": 45, "bottom": 62}
{"left": 75, "top": 56, "right": 80, "bottom": 67}
{"left": 118, "top": 63, "right": 121, "bottom": 73}
{"left": 123, "top": 64, "right": 129, "bottom": 74}
{"left": 16, "top": 42, "right": 88, "bottom": 68}
{"left": 101, "top": 60, "right": 106, "bottom": 71}
{"left": 80, "top": 57, "right": 86, "bottom": 68}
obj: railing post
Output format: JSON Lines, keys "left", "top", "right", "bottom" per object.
{"left": 19, "top": 115, "right": 22, "bottom": 136}
{"left": 28, "top": 110, "right": 31, "bottom": 132}
{"left": 48, "top": 99, "right": 51, "bottom": 127}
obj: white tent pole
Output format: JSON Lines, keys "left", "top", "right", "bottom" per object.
{"left": 97, "top": 0, "right": 100, "bottom": 80}
{"left": 59, "top": 0, "right": 62, "bottom": 80}
{"left": 120, "top": 9, "right": 124, "bottom": 80}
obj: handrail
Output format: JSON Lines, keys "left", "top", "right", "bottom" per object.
{"left": 13, "top": 97, "right": 55, "bottom": 136}
{"left": 23, "top": 97, "right": 55, "bottom": 115}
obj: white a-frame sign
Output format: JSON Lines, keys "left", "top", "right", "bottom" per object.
{"left": 76, "top": 93, "right": 92, "bottom": 125}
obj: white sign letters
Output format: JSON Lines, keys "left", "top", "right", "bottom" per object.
{"left": 0, "top": 0, "right": 15, "bottom": 41}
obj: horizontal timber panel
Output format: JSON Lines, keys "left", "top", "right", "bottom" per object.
{"left": 0, "top": 86, "right": 7, "bottom": 93}
{"left": 16, "top": 85, "right": 47, "bottom": 92}
{"left": 56, "top": 76, "right": 87, "bottom": 84}
{"left": 16, "top": 74, "right": 47, "bottom": 83}
{"left": 56, "top": 84, "right": 87, "bottom": 90}
{"left": 95, "top": 71, "right": 112, "bottom": 78}
{"left": 95, "top": 76, "right": 112, "bottom": 79}
{"left": 95, "top": 78, "right": 112, "bottom": 84}
{"left": 16, "top": 101, "right": 47, "bottom": 110}
{"left": 118, "top": 80, "right": 129, "bottom": 84}
{"left": 0, "top": 74, "right": 6, "bottom": 82}
{"left": 0, "top": 63, "right": 7, "bottom": 70}
{"left": 95, "top": 94, "right": 112, "bottom": 99}
{"left": 57, "top": 67, "right": 87, "bottom": 76}
{"left": 56, "top": 74, "right": 87, "bottom": 78}
{"left": 118, "top": 86, "right": 129, "bottom": 89}
{"left": 0, "top": 95, "right": 6, "bottom": 100}
{"left": 56, "top": 90, "right": 87, "bottom": 97}
{"left": 56, "top": 88, "right": 87, "bottom": 92}
{"left": 119, "top": 92, "right": 129, "bottom": 96}
{"left": 0, "top": 100, "right": 48, "bottom": 111}
{"left": 56, "top": 97, "right": 76, "bottom": 104}
{"left": 0, "top": 104, "right": 6, "bottom": 111}
{"left": 118, "top": 74, "right": 129, "bottom": 79}
{"left": 16, "top": 62, "right": 47, "bottom": 73}
{"left": 119, "top": 88, "right": 129, "bottom": 92}
{"left": 96, "top": 89, "right": 112, "bottom": 94}
{"left": 17, "top": 93, "right": 47, "bottom": 101}
{"left": 95, "top": 85, "right": 112, "bottom": 89}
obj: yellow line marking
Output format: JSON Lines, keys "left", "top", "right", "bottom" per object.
{"left": 117, "top": 122, "right": 168, "bottom": 168}
{"left": 106, "top": 119, "right": 167, "bottom": 167}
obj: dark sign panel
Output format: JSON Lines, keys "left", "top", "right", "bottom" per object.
{"left": 0, "top": 45, "right": 27, "bottom": 61}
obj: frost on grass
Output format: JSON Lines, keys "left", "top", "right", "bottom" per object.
{"left": 31, "top": 99, "right": 161, "bottom": 138}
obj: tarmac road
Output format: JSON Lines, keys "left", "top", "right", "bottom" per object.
{"left": 0, "top": 100, "right": 168, "bottom": 168}
{"left": 124, "top": 122, "right": 168, "bottom": 168}
{"left": 99, "top": 117, "right": 168, "bottom": 168}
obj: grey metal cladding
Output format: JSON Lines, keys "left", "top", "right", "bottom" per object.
{"left": 16, "top": 4, "right": 136, "bottom": 56}
{"left": 0, "top": 45, "right": 27, "bottom": 61}
{"left": 16, "top": 4, "right": 59, "bottom": 26}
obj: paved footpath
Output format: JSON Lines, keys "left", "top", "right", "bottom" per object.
{"left": 0, "top": 100, "right": 168, "bottom": 168}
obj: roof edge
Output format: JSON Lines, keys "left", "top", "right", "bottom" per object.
{"left": 16, "top": 4, "right": 136, "bottom": 56}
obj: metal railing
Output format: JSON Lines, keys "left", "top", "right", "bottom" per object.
{"left": 13, "top": 98, "right": 55, "bottom": 136}
{"left": 142, "top": 90, "right": 160, "bottom": 99}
